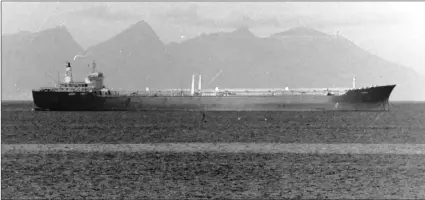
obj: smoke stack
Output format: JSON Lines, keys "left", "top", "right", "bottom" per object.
{"left": 64, "top": 62, "right": 73, "bottom": 84}
{"left": 191, "top": 74, "right": 195, "bottom": 95}
{"left": 352, "top": 74, "right": 356, "bottom": 89}
{"left": 198, "top": 74, "right": 202, "bottom": 91}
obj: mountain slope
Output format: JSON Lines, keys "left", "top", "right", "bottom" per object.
{"left": 271, "top": 27, "right": 328, "bottom": 37}
{"left": 75, "top": 20, "right": 179, "bottom": 90}
{"left": 165, "top": 28, "right": 258, "bottom": 77}
{"left": 2, "top": 26, "right": 83, "bottom": 100}
{"left": 269, "top": 29, "right": 425, "bottom": 100}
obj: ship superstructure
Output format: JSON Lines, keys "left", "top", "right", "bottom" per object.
{"left": 37, "top": 61, "right": 115, "bottom": 94}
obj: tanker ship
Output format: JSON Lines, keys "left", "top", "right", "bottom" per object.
{"left": 32, "top": 61, "right": 396, "bottom": 111}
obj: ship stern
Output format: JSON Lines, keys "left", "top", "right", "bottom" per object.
{"left": 32, "top": 90, "right": 58, "bottom": 111}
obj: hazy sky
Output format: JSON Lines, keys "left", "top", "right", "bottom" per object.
{"left": 3, "top": 2, "right": 425, "bottom": 76}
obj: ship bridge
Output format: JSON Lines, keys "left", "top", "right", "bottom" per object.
{"left": 83, "top": 61, "right": 105, "bottom": 90}
{"left": 85, "top": 72, "right": 104, "bottom": 90}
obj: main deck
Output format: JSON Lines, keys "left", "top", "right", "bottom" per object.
{"left": 121, "top": 88, "right": 351, "bottom": 97}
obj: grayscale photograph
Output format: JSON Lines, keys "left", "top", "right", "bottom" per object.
{"left": 2, "top": 2, "right": 425, "bottom": 199}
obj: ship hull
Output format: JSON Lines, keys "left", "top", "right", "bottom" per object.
{"left": 32, "top": 92, "right": 132, "bottom": 111}
{"left": 130, "top": 96, "right": 388, "bottom": 111}
{"left": 32, "top": 85, "right": 395, "bottom": 111}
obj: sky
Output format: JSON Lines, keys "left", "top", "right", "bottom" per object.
{"left": 2, "top": 2, "right": 425, "bottom": 76}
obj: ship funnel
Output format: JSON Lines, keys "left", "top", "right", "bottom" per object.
{"left": 92, "top": 60, "right": 97, "bottom": 73}
{"left": 198, "top": 74, "right": 202, "bottom": 92}
{"left": 191, "top": 74, "right": 195, "bottom": 95}
{"left": 352, "top": 74, "right": 356, "bottom": 89}
{"left": 64, "top": 61, "right": 73, "bottom": 84}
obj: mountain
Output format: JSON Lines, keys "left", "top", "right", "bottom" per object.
{"left": 268, "top": 28, "right": 425, "bottom": 101}
{"left": 271, "top": 26, "right": 328, "bottom": 37}
{"left": 2, "top": 26, "right": 83, "bottom": 100}
{"left": 165, "top": 27, "right": 423, "bottom": 100}
{"left": 3, "top": 21, "right": 424, "bottom": 101}
{"left": 164, "top": 27, "right": 271, "bottom": 88}
{"left": 74, "top": 20, "right": 178, "bottom": 90}
{"left": 166, "top": 26, "right": 425, "bottom": 100}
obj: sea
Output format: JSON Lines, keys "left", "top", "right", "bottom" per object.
{"left": 2, "top": 100, "right": 425, "bottom": 144}
{"left": 2, "top": 100, "right": 425, "bottom": 198}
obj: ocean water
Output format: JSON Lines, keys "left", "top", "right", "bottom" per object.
{"left": 2, "top": 101, "right": 425, "bottom": 199}
{"left": 2, "top": 152, "right": 425, "bottom": 199}
{"left": 2, "top": 101, "right": 425, "bottom": 144}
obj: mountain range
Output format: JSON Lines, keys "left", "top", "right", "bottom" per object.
{"left": 2, "top": 20, "right": 424, "bottom": 101}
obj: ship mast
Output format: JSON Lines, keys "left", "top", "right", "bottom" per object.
{"left": 92, "top": 60, "right": 96, "bottom": 73}
{"left": 191, "top": 74, "right": 195, "bottom": 95}
{"left": 198, "top": 74, "right": 202, "bottom": 92}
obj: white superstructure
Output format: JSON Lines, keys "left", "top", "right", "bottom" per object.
{"left": 84, "top": 61, "right": 104, "bottom": 90}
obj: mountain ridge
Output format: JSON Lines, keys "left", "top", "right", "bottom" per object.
{"left": 2, "top": 26, "right": 83, "bottom": 100}
{"left": 2, "top": 20, "right": 425, "bottom": 101}
{"left": 271, "top": 26, "right": 330, "bottom": 37}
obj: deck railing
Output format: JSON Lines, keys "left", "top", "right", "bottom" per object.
{"left": 120, "top": 90, "right": 348, "bottom": 97}
{"left": 34, "top": 87, "right": 93, "bottom": 92}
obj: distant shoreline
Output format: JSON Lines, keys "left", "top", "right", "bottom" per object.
{"left": 2, "top": 100, "right": 33, "bottom": 103}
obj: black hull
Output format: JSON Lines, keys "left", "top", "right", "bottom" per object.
{"left": 32, "top": 85, "right": 396, "bottom": 111}
{"left": 32, "top": 92, "right": 131, "bottom": 111}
